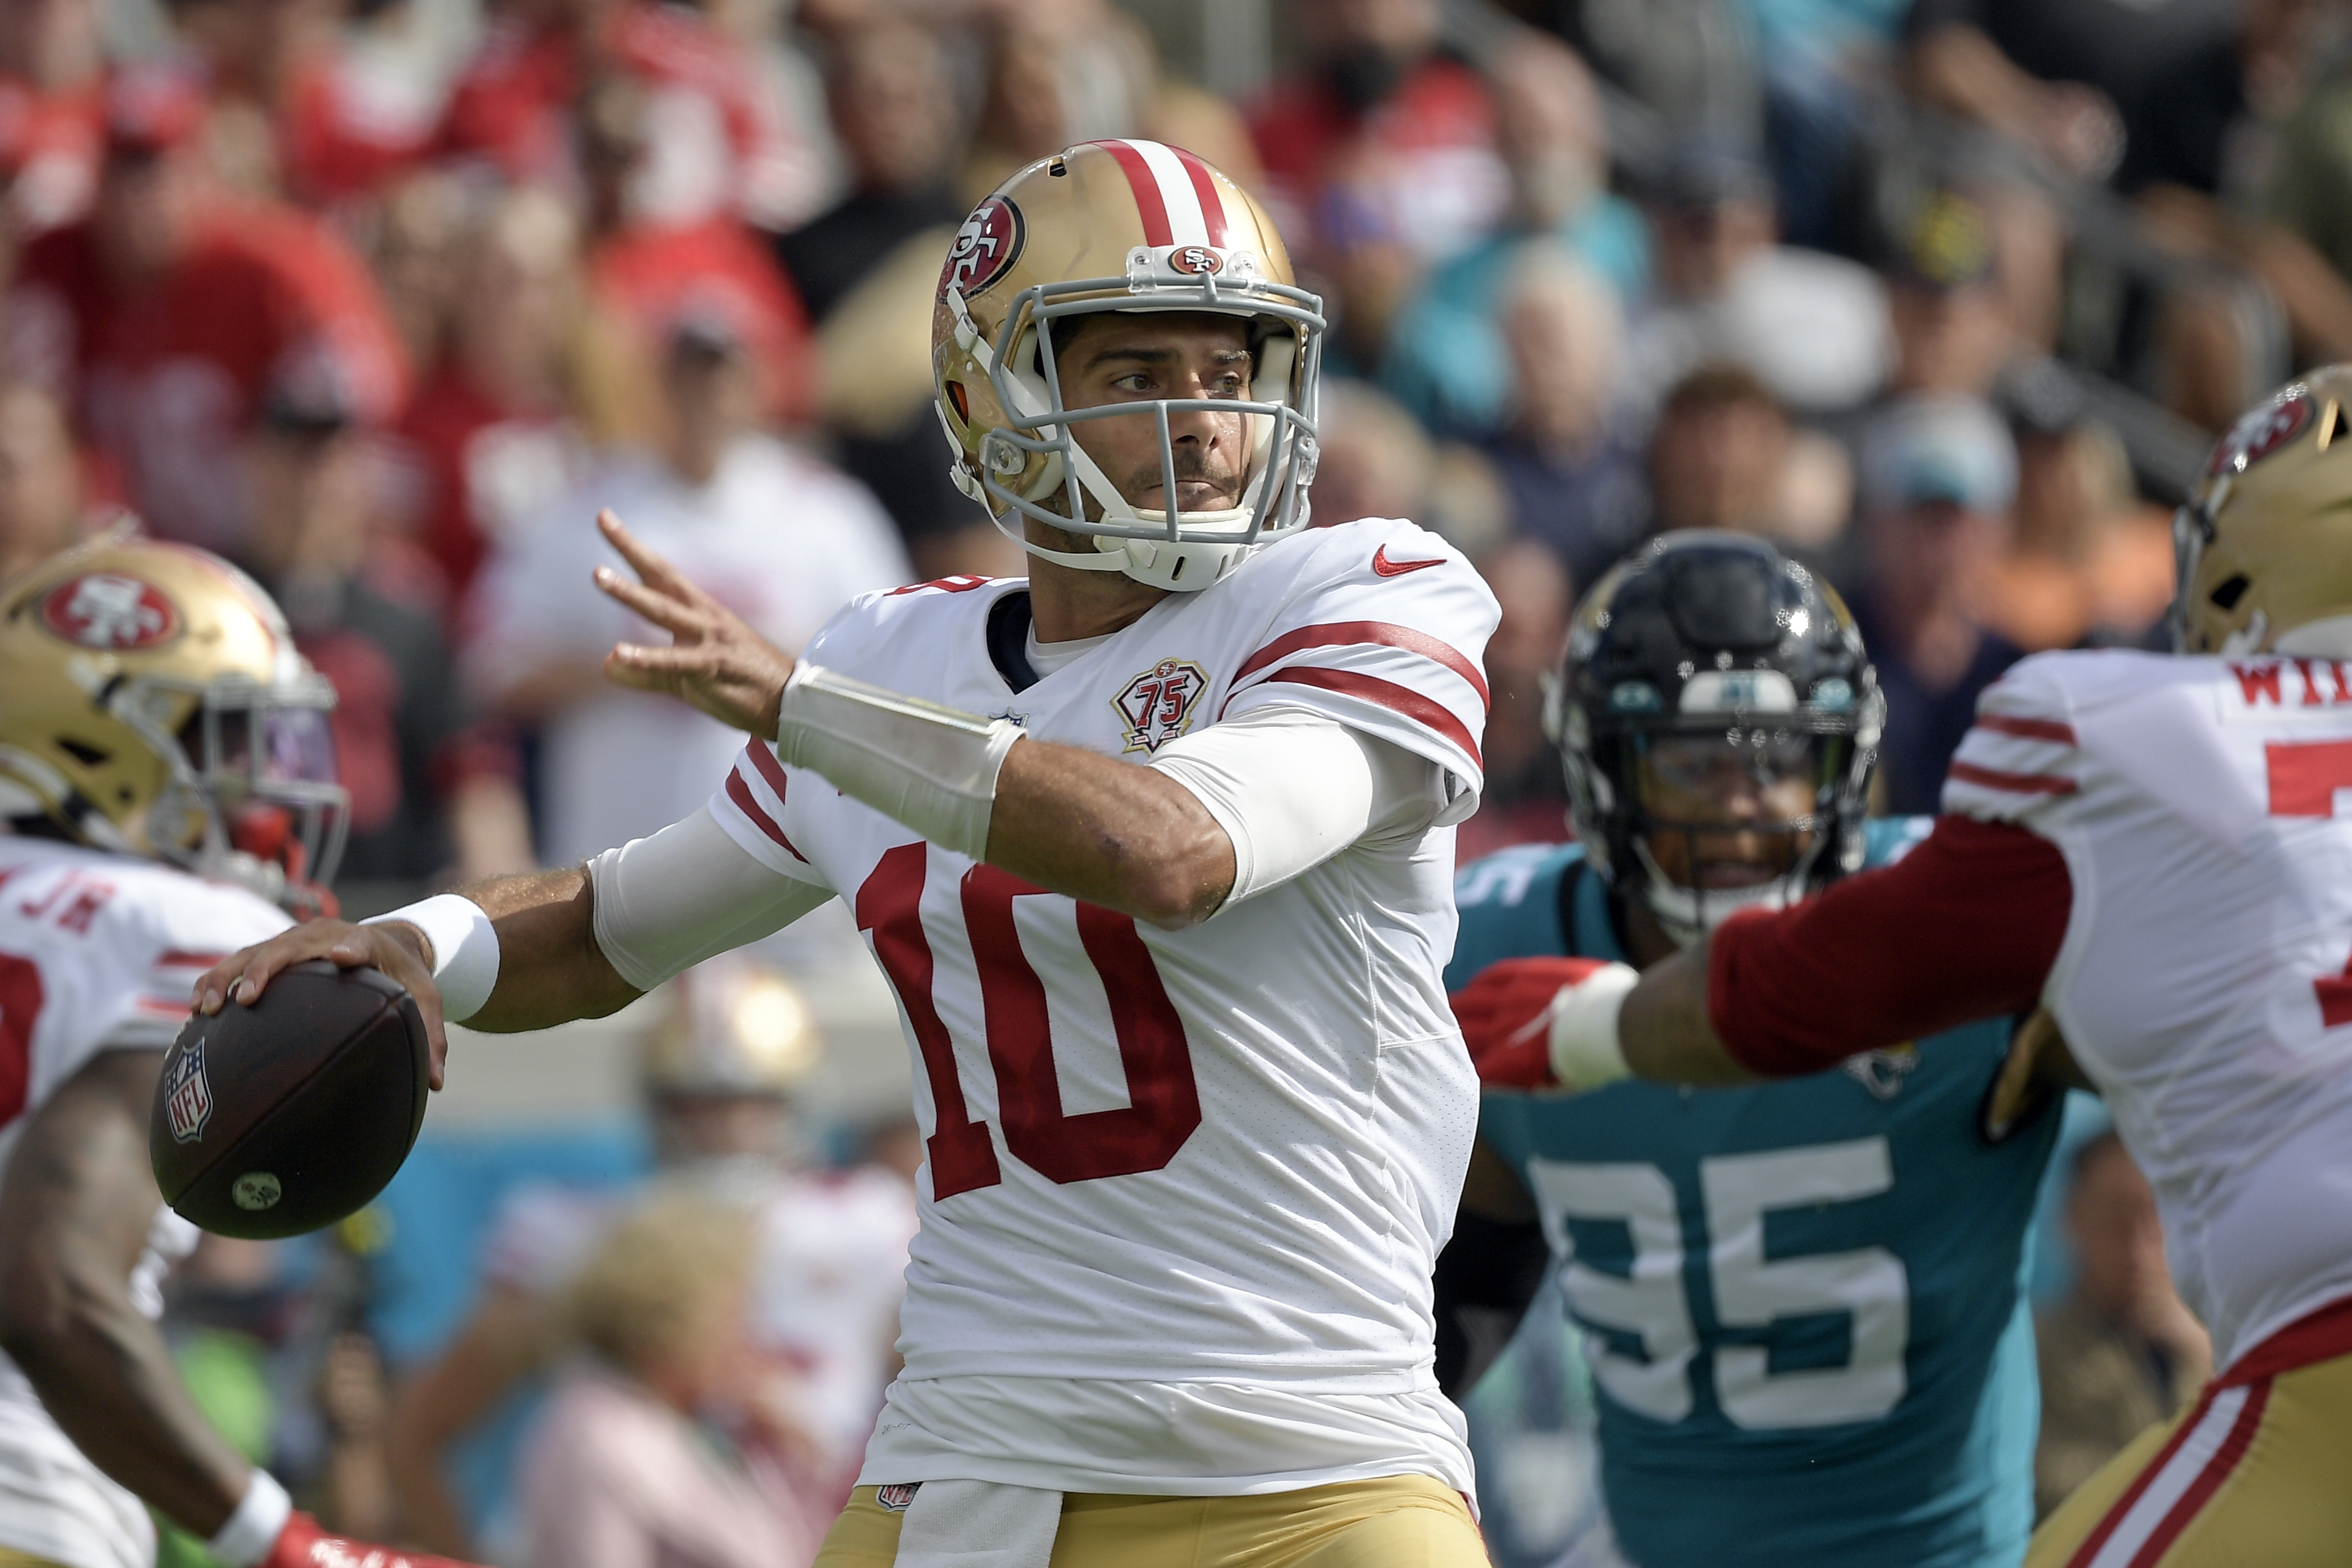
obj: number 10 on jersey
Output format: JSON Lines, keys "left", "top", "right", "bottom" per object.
{"left": 856, "top": 842, "right": 1204, "bottom": 1197}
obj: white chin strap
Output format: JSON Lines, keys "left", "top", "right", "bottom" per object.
{"left": 2274, "top": 613, "right": 2352, "bottom": 658}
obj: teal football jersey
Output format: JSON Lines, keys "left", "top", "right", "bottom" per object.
{"left": 1453, "top": 822, "right": 2059, "bottom": 1568}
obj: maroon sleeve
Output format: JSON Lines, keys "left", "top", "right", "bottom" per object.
{"left": 1706, "top": 816, "right": 2074, "bottom": 1077}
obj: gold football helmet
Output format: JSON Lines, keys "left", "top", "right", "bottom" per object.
{"left": 644, "top": 956, "right": 818, "bottom": 1101}
{"left": 0, "top": 533, "right": 347, "bottom": 909}
{"left": 931, "top": 139, "right": 1324, "bottom": 591}
{"left": 2175, "top": 365, "right": 2352, "bottom": 657}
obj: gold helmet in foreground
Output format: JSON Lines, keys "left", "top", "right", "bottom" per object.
{"left": 2175, "top": 365, "right": 2352, "bottom": 657}
{"left": 0, "top": 533, "right": 347, "bottom": 909}
{"left": 931, "top": 139, "right": 1324, "bottom": 592}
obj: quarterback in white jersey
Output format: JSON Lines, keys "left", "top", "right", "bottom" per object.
{"left": 0, "top": 538, "right": 487, "bottom": 1568}
{"left": 1489, "top": 367, "right": 2352, "bottom": 1568}
{"left": 202, "top": 141, "right": 1498, "bottom": 1568}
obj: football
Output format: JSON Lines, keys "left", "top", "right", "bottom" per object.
{"left": 148, "top": 960, "right": 431, "bottom": 1241}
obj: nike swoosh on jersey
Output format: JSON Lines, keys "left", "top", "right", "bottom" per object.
{"left": 1371, "top": 545, "right": 1445, "bottom": 577}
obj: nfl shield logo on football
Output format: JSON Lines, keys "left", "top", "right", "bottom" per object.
{"left": 876, "top": 1483, "right": 921, "bottom": 1513}
{"left": 164, "top": 1033, "right": 214, "bottom": 1144}
{"left": 1113, "top": 657, "right": 1210, "bottom": 753}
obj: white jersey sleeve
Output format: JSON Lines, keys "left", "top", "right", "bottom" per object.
{"left": 1940, "top": 657, "right": 2092, "bottom": 834}
{"left": 1215, "top": 519, "right": 1497, "bottom": 819}
{"left": 1941, "top": 649, "right": 2352, "bottom": 1371}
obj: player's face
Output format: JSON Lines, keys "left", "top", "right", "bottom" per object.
{"left": 1055, "top": 312, "right": 1254, "bottom": 516}
{"left": 1635, "top": 731, "right": 1820, "bottom": 890}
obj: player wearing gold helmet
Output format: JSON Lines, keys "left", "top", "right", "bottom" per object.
{"left": 0, "top": 536, "right": 484, "bottom": 1568}
{"left": 1454, "top": 374, "right": 2352, "bottom": 1567}
{"left": 201, "top": 138, "right": 1498, "bottom": 1568}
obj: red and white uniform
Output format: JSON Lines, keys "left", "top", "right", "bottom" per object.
{"left": 1942, "top": 651, "right": 2352, "bottom": 1371}
{"left": 694, "top": 518, "right": 1495, "bottom": 1495}
{"left": 0, "top": 837, "right": 289, "bottom": 1568}
{"left": 1713, "top": 649, "right": 2352, "bottom": 1375}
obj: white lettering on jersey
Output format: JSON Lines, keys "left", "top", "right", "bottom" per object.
{"left": 1943, "top": 650, "right": 2352, "bottom": 1369}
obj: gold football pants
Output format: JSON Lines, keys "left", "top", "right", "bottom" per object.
{"left": 813, "top": 1474, "right": 1486, "bottom": 1568}
{"left": 0, "top": 1551, "right": 69, "bottom": 1567}
{"left": 2028, "top": 1345, "right": 2352, "bottom": 1567}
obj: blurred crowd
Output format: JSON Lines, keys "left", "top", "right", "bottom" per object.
{"left": 0, "top": 0, "right": 2316, "bottom": 1556}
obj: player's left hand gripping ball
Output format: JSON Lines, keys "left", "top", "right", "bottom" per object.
{"left": 1451, "top": 956, "right": 1639, "bottom": 1092}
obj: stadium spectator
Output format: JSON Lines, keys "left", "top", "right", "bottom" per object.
{"left": 576, "top": 71, "right": 816, "bottom": 428}
{"left": 1249, "top": 0, "right": 1506, "bottom": 366}
{"left": 1625, "top": 138, "right": 1890, "bottom": 415}
{"left": 2034, "top": 1131, "right": 2212, "bottom": 1520}
{"left": 0, "top": 0, "right": 105, "bottom": 239}
{"left": 1850, "top": 392, "right": 2024, "bottom": 813}
{"left": 1645, "top": 362, "right": 1852, "bottom": 557}
{"left": 1882, "top": 187, "right": 2020, "bottom": 399}
{"left": 1981, "top": 400, "right": 2174, "bottom": 651}
{"left": 778, "top": 20, "right": 997, "bottom": 577}
{"left": 1454, "top": 534, "right": 1572, "bottom": 863}
{"left": 3, "top": 63, "right": 408, "bottom": 555}
{"left": 438, "top": 0, "right": 815, "bottom": 231}
{"left": 462, "top": 300, "right": 904, "bottom": 871}
{"left": 238, "top": 395, "right": 534, "bottom": 883}
{"left": 1479, "top": 251, "right": 1647, "bottom": 592}
{"left": 0, "top": 381, "right": 89, "bottom": 580}
{"left": 1381, "top": 33, "right": 1648, "bottom": 438}
{"left": 518, "top": 1192, "right": 826, "bottom": 1568}
{"left": 386, "top": 187, "right": 600, "bottom": 605}
{"left": 165, "top": 0, "right": 439, "bottom": 209}
{"left": 389, "top": 961, "right": 913, "bottom": 1559}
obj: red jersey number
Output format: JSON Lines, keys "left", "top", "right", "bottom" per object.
{"left": 855, "top": 847, "right": 1203, "bottom": 1198}
{"left": 2266, "top": 739, "right": 2352, "bottom": 1026}
{"left": 0, "top": 952, "right": 45, "bottom": 1129}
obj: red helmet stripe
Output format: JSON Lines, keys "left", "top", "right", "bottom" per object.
{"left": 1091, "top": 139, "right": 1173, "bottom": 247}
{"left": 1170, "top": 146, "right": 1230, "bottom": 248}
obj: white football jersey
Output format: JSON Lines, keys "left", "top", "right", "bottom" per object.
{"left": 704, "top": 518, "right": 1495, "bottom": 1487}
{"left": 1946, "top": 650, "right": 2352, "bottom": 1370}
{"left": 0, "top": 836, "right": 289, "bottom": 1568}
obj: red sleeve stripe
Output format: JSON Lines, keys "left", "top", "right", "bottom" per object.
{"left": 725, "top": 769, "right": 809, "bottom": 863}
{"left": 135, "top": 998, "right": 189, "bottom": 1018}
{"left": 1257, "top": 668, "right": 1483, "bottom": 769}
{"left": 1948, "top": 760, "right": 2079, "bottom": 796}
{"left": 1169, "top": 146, "right": 1231, "bottom": 247}
{"left": 744, "top": 737, "right": 795, "bottom": 800}
{"left": 154, "top": 951, "right": 227, "bottom": 968}
{"left": 1974, "top": 713, "right": 2078, "bottom": 745}
{"left": 1228, "top": 621, "right": 1489, "bottom": 709}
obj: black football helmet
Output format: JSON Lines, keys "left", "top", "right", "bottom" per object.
{"left": 1547, "top": 531, "right": 1884, "bottom": 945}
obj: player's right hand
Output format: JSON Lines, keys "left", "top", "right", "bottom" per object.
{"left": 1451, "top": 956, "right": 1637, "bottom": 1092}
{"left": 262, "top": 1511, "right": 488, "bottom": 1568}
{"left": 190, "top": 920, "right": 449, "bottom": 1090}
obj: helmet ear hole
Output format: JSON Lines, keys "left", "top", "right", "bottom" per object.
{"left": 2211, "top": 574, "right": 2252, "bottom": 610}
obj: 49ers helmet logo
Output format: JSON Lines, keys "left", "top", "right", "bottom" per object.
{"left": 1169, "top": 246, "right": 1222, "bottom": 275}
{"left": 40, "top": 572, "right": 180, "bottom": 650}
{"left": 939, "top": 196, "right": 1025, "bottom": 301}
{"left": 2209, "top": 392, "right": 2313, "bottom": 477}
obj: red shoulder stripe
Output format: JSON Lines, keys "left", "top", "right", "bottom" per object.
{"left": 725, "top": 753, "right": 808, "bottom": 863}
{"left": 1974, "top": 713, "right": 2078, "bottom": 745}
{"left": 1947, "top": 760, "right": 2079, "bottom": 796}
{"left": 1258, "top": 668, "right": 1482, "bottom": 769}
{"left": 1228, "top": 621, "right": 1489, "bottom": 710}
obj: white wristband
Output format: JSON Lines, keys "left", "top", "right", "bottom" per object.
{"left": 206, "top": 1469, "right": 293, "bottom": 1568}
{"left": 775, "top": 662, "right": 1024, "bottom": 863}
{"left": 1547, "top": 961, "right": 1639, "bottom": 1091}
{"left": 362, "top": 892, "right": 499, "bottom": 1022}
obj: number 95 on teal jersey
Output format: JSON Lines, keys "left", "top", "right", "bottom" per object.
{"left": 1451, "top": 823, "right": 2062, "bottom": 1568}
